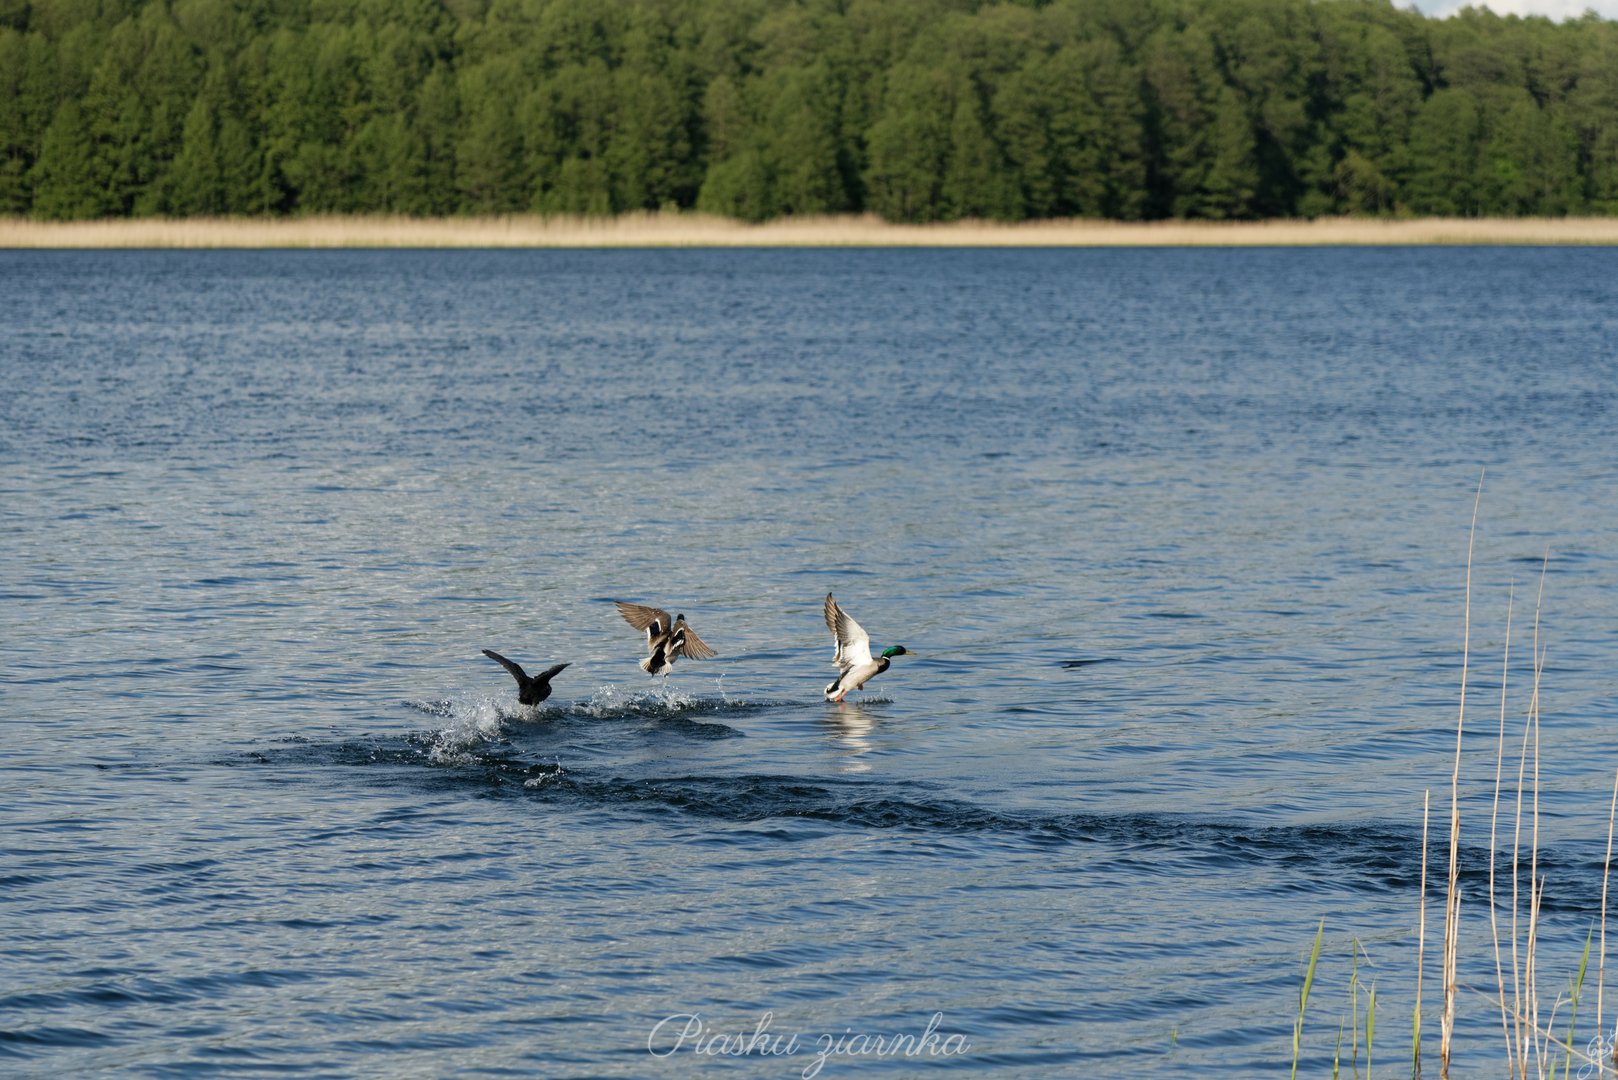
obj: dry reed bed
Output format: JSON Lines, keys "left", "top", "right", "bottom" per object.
{"left": 6, "top": 214, "right": 1618, "bottom": 248}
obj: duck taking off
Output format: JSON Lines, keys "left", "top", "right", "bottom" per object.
{"left": 615, "top": 601, "right": 716, "bottom": 676}
{"left": 823, "top": 592, "right": 909, "bottom": 702}
{"left": 481, "top": 650, "right": 569, "bottom": 706}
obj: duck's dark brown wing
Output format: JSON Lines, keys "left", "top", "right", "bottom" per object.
{"left": 482, "top": 649, "right": 528, "bottom": 682}
{"left": 615, "top": 601, "right": 671, "bottom": 635}
{"left": 675, "top": 623, "right": 716, "bottom": 660}
{"left": 534, "top": 662, "right": 570, "bottom": 684}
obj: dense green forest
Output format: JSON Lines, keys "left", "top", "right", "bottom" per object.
{"left": 2, "top": 0, "right": 1617, "bottom": 221}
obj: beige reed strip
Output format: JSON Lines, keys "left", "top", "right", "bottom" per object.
{"left": 7, "top": 214, "right": 1618, "bottom": 249}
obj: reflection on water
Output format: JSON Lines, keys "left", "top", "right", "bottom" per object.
{"left": 822, "top": 702, "right": 878, "bottom": 772}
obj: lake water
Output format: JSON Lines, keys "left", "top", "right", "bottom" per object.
{"left": 4, "top": 247, "right": 1617, "bottom": 1076}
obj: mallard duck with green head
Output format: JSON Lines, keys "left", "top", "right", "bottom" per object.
{"left": 823, "top": 592, "right": 909, "bottom": 702}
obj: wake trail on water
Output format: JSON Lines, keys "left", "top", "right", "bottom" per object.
{"left": 231, "top": 726, "right": 1617, "bottom": 915}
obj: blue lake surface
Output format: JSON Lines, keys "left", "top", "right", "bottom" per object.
{"left": 3, "top": 247, "right": 1617, "bottom": 1076}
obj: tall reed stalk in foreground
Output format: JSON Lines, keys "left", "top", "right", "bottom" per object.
{"left": 1451, "top": 536, "right": 1618, "bottom": 1078}
{"left": 1488, "top": 584, "right": 1517, "bottom": 1069}
{"left": 1439, "top": 480, "right": 1484, "bottom": 1072}
{"left": 1601, "top": 765, "right": 1618, "bottom": 1075}
{"left": 1488, "top": 557, "right": 1548, "bottom": 1078}
{"left": 1296, "top": 486, "right": 1618, "bottom": 1077}
{"left": 1418, "top": 787, "right": 1429, "bottom": 1076}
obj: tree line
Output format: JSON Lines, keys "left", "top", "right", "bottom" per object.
{"left": 2, "top": 0, "right": 1617, "bottom": 222}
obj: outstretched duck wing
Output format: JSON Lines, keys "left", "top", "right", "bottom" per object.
{"left": 482, "top": 648, "right": 528, "bottom": 681}
{"left": 615, "top": 601, "right": 671, "bottom": 635}
{"left": 823, "top": 593, "right": 873, "bottom": 672}
{"left": 534, "top": 662, "right": 570, "bottom": 684}
{"left": 675, "top": 621, "right": 716, "bottom": 660}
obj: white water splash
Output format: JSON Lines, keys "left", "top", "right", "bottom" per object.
{"left": 523, "top": 763, "right": 564, "bottom": 790}
{"left": 575, "top": 682, "right": 701, "bottom": 719}
{"left": 422, "top": 694, "right": 511, "bottom": 765}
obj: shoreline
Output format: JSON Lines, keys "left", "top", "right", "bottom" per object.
{"left": 4, "top": 213, "right": 1618, "bottom": 249}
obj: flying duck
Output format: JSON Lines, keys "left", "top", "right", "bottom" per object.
{"left": 615, "top": 601, "right": 716, "bottom": 675}
{"left": 823, "top": 592, "right": 908, "bottom": 702}
{"left": 481, "top": 649, "right": 569, "bottom": 706}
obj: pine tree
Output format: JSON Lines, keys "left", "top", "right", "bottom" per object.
{"left": 1333, "top": 149, "right": 1396, "bottom": 215}
{"left": 991, "top": 61, "right": 1057, "bottom": 219}
{"left": 696, "top": 148, "right": 773, "bottom": 221}
{"left": 1406, "top": 87, "right": 1484, "bottom": 216}
{"left": 1079, "top": 38, "right": 1149, "bottom": 220}
{"left": 1202, "top": 86, "right": 1260, "bottom": 219}
{"left": 1566, "top": 21, "right": 1618, "bottom": 213}
{"left": 1144, "top": 22, "right": 1222, "bottom": 218}
{"left": 30, "top": 100, "right": 103, "bottom": 218}
{"left": 760, "top": 65, "right": 847, "bottom": 215}
{"left": 0, "top": 30, "right": 38, "bottom": 212}
{"left": 166, "top": 93, "right": 226, "bottom": 214}
{"left": 354, "top": 111, "right": 430, "bottom": 213}
{"left": 544, "top": 155, "right": 612, "bottom": 215}
{"left": 1315, "top": 10, "right": 1424, "bottom": 215}
{"left": 700, "top": 74, "right": 750, "bottom": 163}
{"left": 864, "top": 63, "right": 951, "bottom": 222}
{"left": 1480, "top": 94, "right": 1581, "bottom": 215}
{"left": 457, "top": 94, "right": 522, "bottom": 213}
{"left": 941, "top": 92, "right": 1021, "bottom": 221}
{"left": 415, "top": 66, "right": 459, "bottom": 215}
{"left": 1212, "top": 0, "right": 1327, "bottom": 216}
{"left": 607, "top": 66, "right": 692, "bottom": 211}
{"left": 533, "top": 58, "right": 616, "bottom": 213}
